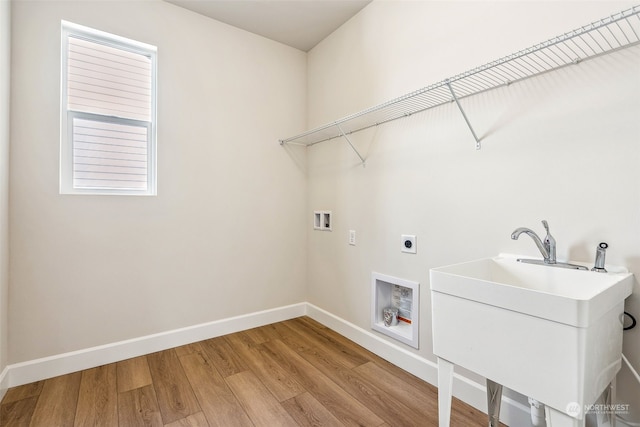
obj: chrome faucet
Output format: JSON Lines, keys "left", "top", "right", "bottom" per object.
{"left": 511, "top": 220, "right": 556, "bottom": 264}
{"left": 510, "top": 220, "right": 589, "bottom": 270}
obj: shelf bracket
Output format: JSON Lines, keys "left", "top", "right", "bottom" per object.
{"left": 336, "top": 123, "right": 366, "bottom": 166}
{"left": 446, "top": 80, "right": 481, "bottom": 150}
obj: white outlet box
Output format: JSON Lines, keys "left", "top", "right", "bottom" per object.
{"left": 314, "top": 211, "right": 332, "bottom": 231}
{"left": 401, "top": 235, "right": 416, "bottom": 254}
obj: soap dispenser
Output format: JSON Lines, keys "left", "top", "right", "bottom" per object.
{"left": 591, "top": 242, "right": 608, "bottom": 272}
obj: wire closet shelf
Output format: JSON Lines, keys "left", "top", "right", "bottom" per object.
{"left": 279, "top": 5, "right": 640, "bottom": 152}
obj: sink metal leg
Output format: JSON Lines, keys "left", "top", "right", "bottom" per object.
{"left": 609, "top": 377, "right": 617, "bottom": 427}
{"left": 486, "top": 379, "right": 503, "bottom": 427}
{"left": 596, "top": 379, "right": 616, "bottom": 427}
{"left": 437, "top": 357, "right": 454, "bottom": 427}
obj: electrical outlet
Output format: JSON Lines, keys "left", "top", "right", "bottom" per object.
{"left": 349, "top": 230, "right": 356, "bottom": 246}
{"left": 401, "top": 235, "right": 417, "bottom": 254}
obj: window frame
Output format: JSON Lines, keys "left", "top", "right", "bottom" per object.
{"left": 60, "top": 21, "right": 157, "bottom": 196}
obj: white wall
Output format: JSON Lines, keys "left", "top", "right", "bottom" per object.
{"left": 307, "top": 0, "right": 640, "bottom": 421}
{"left": 9, "top": 0, "right": 307, "bottom": 363}
{"left": 0, "top": 0, "right": 10, "bottom": 397}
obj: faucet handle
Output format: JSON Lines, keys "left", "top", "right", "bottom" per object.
{"left": 541, "top": 220, "right": 556, "bottom": 263}
{"left": 541, "top": 220, "right": 553, "bottom": 243}
{"left": 542, "top": 220, "right": 550, "bottom": 233}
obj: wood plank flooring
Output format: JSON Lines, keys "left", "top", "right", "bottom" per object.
{"left": 0, "top": 316, "right": 499, "bottom": 426}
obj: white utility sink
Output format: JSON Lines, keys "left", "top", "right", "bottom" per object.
{"left": 431, "top": 254, "right": 632, "bottom": 328}
{"left": 430, "top": 254, "right": 633, "bottom": 427}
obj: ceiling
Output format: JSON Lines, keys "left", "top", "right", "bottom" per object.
{"left": 165, "top": 0, "right": 372, "bottom": 52}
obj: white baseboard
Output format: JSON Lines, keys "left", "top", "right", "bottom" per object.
{"left": 305, "top": 303, "right": 532, "bottom": 427}
{"left": 3, "top": 301, "right": 530, "bottom": 426}
{"left": 4, "top": 302, "right": 306, "bottom": 389}
{"left": 0, "top": 365, "right": 8, "bottom": 402}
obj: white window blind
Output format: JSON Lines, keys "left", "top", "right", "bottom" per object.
{"left": 61, "top": 21, "right": 157, "bottom": 195}
{"left": 71, "top": 116, "right": 150, "bottom": 190}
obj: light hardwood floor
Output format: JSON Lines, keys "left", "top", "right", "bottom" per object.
{"left": 1, "top": 316, "right": 499, "bottom": 426}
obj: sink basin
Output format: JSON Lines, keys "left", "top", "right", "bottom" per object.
{"left": 430, "top": 254, "right": 634, "bottom": 423}
{"left": 430, "top": 254, "right": 633, "bottom": 327}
